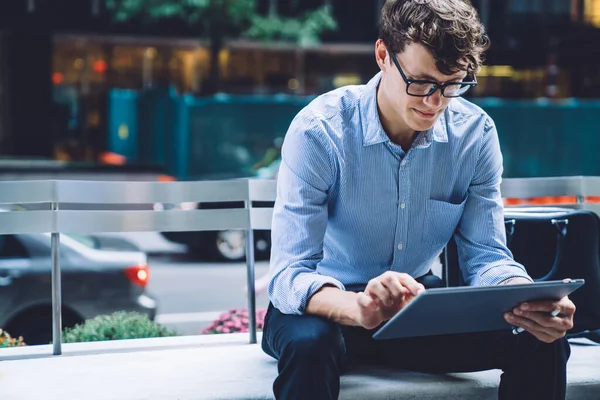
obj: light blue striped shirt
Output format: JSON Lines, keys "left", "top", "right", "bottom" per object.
{"left": 269, "top": 72, "right": 532, "bottom": 315}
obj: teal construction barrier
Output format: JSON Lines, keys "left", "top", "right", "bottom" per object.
{"left": 108, "top": 90, "right": 139, "bottom": 161}
{"left": 137, "top": 86, "right": 179, "bottom": 169}
{"left": 108, "top": 89, "right": 600, "bottom": 180}
{"left": 178, "top": 93, "right": 311, "bottom": 180}
{"left": 473, "top": 98, "right": 600, "bottom": 178}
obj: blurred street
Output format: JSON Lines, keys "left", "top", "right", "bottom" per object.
{"left": 148, "top": 257, "right": 271, "bottom": 335}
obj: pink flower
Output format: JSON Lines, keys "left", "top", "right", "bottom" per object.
{"left": 202, "top": 307, "right": 269, "bottom": 335}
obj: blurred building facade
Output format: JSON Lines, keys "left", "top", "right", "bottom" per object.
{"left": 1, "top": 0, "right": 600, "bottom": 161}
{"left": 42, "top": 0, "right": 600, "bottom": 98}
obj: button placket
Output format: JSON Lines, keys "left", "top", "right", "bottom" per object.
{"left": 395, "top": 152, "right": 411, "bottom": 259}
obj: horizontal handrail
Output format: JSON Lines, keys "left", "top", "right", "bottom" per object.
{"left": 501, "top": 176, "right": 600, "bottom": 199}
{"left": 0, "top": 179, "right": 278, "bottom": 234}
{"left": 0, "top": 181, "right": 56, "bottom": 203}
{"left": 0, "top": 210, "right": 55, "bottom": 234}
{"left": 6, "top": 177, "right": 599, "bottom": 208}
{"left": 0, "top": 209, "right": 259, "bottom": 234}
{"left": 248, "top": 179, "right": 278, "bottom": 202}
{"left": 0, "top": 179, "right": 277, "bottom": 205}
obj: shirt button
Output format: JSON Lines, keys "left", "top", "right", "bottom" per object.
{"left": 400, "top": 202, "right": 406, "bottom": 209}
{"left": 397, "top": 243, "right": 404, "bottom": 250}
{"left": 401, "top": 160, "right": 407, "bottom": 167}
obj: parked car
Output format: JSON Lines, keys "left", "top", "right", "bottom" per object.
{"left": 162, "top": 227, "right": 271, "bottom": 262}
{"left": 0, "top": 232, "right": 157, "bottom": 345}
{"left": 160, "top": 198, "right": 273, "bottom": 262}
{"left": 161, "top": 161, "right": 280, "bottom": 262}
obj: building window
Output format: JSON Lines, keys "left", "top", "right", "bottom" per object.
{"left": 584, "top": 0, "right": 600, "bottom": 26}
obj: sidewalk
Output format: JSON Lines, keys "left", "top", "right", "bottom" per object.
{"left": 1, "top": 334, "right": 599, "bottom": 400}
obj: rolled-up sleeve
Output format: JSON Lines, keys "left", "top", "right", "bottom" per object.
{"left": 268, "top": 113, "right": 345, "bottom": 315}
{"left": 455, "top": 117, "right": 533, "bottom": 286}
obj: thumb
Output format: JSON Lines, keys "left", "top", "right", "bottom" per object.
{"left": 357, "top": 292, "right": 379, "bottom": 310}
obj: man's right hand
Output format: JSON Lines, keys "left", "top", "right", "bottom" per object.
{"left": 354, "top": 271, "right": 425, "bottom": 330}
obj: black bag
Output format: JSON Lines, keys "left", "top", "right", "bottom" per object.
{"left": 443, "top": 207, "right": 600, "bottom": 339}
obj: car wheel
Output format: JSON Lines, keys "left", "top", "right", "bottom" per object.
{"left": 254, "top": 231, "right": 271, "bottom": 260}
{"left": 215, "top": 230, "right": 247, "bottom": 262}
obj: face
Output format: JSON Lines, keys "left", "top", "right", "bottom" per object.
{"left": 375, "top": 40, "right": 468, "bottom": 132}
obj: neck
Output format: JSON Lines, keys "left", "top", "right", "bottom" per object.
{"left": 376, "top": 81, "right": 417, "bottom": 150}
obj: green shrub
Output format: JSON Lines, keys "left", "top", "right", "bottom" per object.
{"left": 0, "top": 328, "right": 26, "bottom": 347}
{"left": 63, "top": 312, "right": 178, "bottom": 343}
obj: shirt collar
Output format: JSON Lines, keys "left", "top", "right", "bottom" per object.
{"left": 412, "top": 112, "right": 449, "bottom": 149}
{"left": 359, "top": 72, "right": 449, "bottom": 148}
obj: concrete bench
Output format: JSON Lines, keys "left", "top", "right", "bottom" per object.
{"left": 1, "top": 334, "right": 599, "bottom": 399}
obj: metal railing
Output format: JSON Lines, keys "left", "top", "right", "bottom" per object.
{"left": 501, "top": 175, "right": 600, "bottom": 215}
{"left": 0, "top": 179, "right": 277, "bottom": 355}
{"left": 3, "top": 175, "right": 600, "bottom": 357}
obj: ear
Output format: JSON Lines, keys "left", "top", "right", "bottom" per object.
{"left": 375, "top": 39, "right": 390, "bottom": 72}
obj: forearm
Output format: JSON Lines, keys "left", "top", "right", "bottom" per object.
{"left": 305, "top": 285, "right": 361, "bottom": 326}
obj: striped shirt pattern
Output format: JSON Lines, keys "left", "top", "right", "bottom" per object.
{"left": 269, "top": 72, "right": 532, "bottom": 315}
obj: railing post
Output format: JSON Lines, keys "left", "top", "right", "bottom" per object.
{"left": 245, "top": 196, "right": 257, "bottom": 343}
{"left": 51, "top": 201, "right": 62, "bottom": 355}
{"left": 245, "top": 227, "right": 257, "bottom": 344}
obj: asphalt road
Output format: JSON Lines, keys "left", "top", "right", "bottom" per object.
{"left": 148, "top": 256, "right": 271, "bottom": 335}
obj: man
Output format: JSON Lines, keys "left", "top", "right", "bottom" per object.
{"left": 262, "top": 1, "right": 576, "bottom": 399}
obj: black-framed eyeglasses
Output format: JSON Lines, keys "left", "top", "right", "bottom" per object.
{"left": 389, "top": 52, "right": 478, "bottom": 98}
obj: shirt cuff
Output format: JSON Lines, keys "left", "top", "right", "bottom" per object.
{"left": 297, "top": 275, "right": 346, "bottom": 314}
{"left": 475, "top": 265, "right": 533, "bottom": 286}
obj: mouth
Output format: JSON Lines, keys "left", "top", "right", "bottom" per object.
{"left": 413, "top": 109, "right": 437, "bottom": 119}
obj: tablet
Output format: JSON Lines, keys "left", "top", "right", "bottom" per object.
{"left": 372, "top": 279, "right": 585, "bottom": 340}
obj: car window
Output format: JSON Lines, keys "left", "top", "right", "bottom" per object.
{"left": 65, "top": 234, "right": 100, "bottom": 249}
{"left": 0, "top": 235, "right": 29, "bottom": 259}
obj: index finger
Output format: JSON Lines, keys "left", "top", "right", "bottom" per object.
{"left": 395, "top": 273, "right": 426, "bottom": 296}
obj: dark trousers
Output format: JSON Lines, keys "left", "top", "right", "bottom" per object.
{"left": 261, "top": 274, "right": 571, "bottom": 400}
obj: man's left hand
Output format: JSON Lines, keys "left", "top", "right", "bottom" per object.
{"left": 504, "top": 296, "right": 576, "bottom": 343}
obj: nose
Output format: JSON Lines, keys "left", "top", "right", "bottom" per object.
{"left": 424, "top": 89, "right": 443, "bottom": 108}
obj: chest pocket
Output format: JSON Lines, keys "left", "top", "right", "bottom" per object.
{"left": 421, "top": 197, "right": 467, "bottom": 245}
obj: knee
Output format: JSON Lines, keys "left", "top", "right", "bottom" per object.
{"left": 285, "top": 318, "right": 345, "bottom": 361}
{"left": 533, "top": 336, "right": 571, "bottom": 364}
{"left": 552, "top": 336, "right": 571, "bottom": 361}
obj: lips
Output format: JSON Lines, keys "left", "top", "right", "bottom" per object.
{"left": 414, "top": 109, "right": 436, "bottom": 119}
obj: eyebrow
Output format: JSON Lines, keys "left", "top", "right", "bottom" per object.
{"left": 408, "top": 70, "right": 466, "bottom": 83}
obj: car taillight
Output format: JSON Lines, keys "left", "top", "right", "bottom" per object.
{"left": 125, "top": 264, "right": 149, "bottom": 287}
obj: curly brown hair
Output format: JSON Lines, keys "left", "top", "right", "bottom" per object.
{"left": 379, "top": 0, "right": 490, "bottom": 75}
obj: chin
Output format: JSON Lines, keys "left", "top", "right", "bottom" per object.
{"left": 412, "top": 109, "right": 444, "bottom": 129}
{"left": 409, "top": 118, "right": 436, "bottom": 132}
